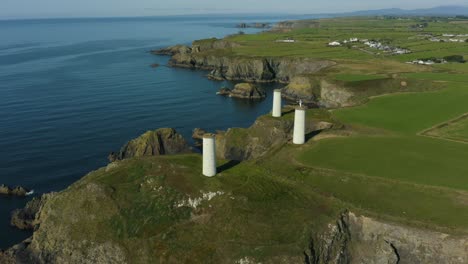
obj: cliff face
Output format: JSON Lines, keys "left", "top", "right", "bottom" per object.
{"left": 159, "top": 44, "right": 335, "bottom": 83}
{"left": 306, "top": 212, "right": 468, "bottom": 264}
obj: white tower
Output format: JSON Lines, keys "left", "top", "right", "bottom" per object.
{"left": 272, "top": 89, "right": 282, "bottom": 117}
{"left": 203, "top": 134, "right": 217, "bottom": 177}
{"left": 293, "top": 106, "right": 306, "bottom": 145}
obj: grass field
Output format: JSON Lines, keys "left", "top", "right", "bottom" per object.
{"left": 424, "top": 114, "right": 468, "bottom": 143}
{"left": 289, "top": 73, "right": 468, "bottom": 232}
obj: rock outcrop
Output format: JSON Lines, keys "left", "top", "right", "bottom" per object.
{"left": 282, "top": 77, "right": 355, "bottom": 108}
{"left": 219, "top": 83, "right": 266, "bottom": 99}
{"left": 215, "top": 110, "right": 335, "bottom": 160}
{"left": 305, "top": 212, "right": 468, "bottom": 264}
{"left": 10, "top": 194, "right": 53, "bottom": 230}
{"left": 281, "top": 76, "right": 320, "bottom": 105}
{"left": 108, "top": 128, "right": 191, "bottom": 162}
{"left": 0, "top": 184, "right": 31, "bottom": 197}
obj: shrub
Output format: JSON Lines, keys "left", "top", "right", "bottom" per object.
{"left": 443, "top": 55, "right": 466, "bottom": 63}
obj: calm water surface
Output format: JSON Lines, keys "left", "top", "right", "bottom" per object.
{"left": 0, "top": 15, "right": 312, "bottom": 248}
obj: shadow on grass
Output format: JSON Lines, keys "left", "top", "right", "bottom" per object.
{"left": 218, "top": 160, "right": 241, "bottom": 173}
{"left": 305, "top": 129, "right": 325, "bottom": 142}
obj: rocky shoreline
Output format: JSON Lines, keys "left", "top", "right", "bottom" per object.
{"left": 151, "top": 39, "right": 439, "bottom": 108}
{"left": 0, "top": 184, "right": 32, "bottom": 197}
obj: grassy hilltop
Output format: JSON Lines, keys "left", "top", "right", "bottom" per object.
{"left": 4, "top": 16, "right": 468, "bottom": 263}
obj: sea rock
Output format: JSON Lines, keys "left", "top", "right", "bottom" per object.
{"left": 109, "top": 128, "right": 191, "bottom": 162}
{"left": 150, "top": 63, "right": 160, "bottom": 68}
{"left": 228, "top": 83, "right": 266, "bottom": 99}
{"left": 11, "top": 194, "right": 54, "bottom": 230}
{"left": 216, "top": 87, "right": 231, "bottom": 96}
{"left": 0, "top": 184, "right": 30, "bottom": 197}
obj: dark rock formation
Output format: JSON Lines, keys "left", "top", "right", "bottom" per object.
{"left": 108, "top": 128, "right": 191, "bottom": 162}
{"left": 228, "top": 83, "right": 266, "bottom": 99}
{"left": 150, "top": 63, "right": 160, "bottom": 68}
{"left": 0, "top": 184, "right": 30, "bottom": 197}
{"left": 11, "top": 194, "right": 53, "bottom": 230}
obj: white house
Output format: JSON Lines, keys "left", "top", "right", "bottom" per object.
{"left": 328, "top": 41, "right": 341, "bottom": 46}
{"left": 276, "top": 39, "right": 296, "bottom": 43}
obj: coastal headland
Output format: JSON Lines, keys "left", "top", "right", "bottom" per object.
{"left": 2, "top": 16, "right": 468, "bottom": 263}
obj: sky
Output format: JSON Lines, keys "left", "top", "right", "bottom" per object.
{"left": 1, "top": 0, "right": 467, "bottom": 19}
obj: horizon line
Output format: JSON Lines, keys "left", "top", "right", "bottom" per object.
{"left": 1, "top": 5, "right": 467, "bottom": 22}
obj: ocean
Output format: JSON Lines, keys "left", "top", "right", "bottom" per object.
{"left": 0, "top": 14, "right": 311, "bottom": 248}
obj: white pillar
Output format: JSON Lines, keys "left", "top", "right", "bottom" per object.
{"left": 293, "top": 107, "right": 306, "bottom": 145}
{"left": 203, "top": 134, "right": 217, "bottom": 177}
{"left": 272, "top": 89, "right": 282, "bottom": 117}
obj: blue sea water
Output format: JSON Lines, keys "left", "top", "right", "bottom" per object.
{"left": 0, "top": 15, "right": 311, "bottom": 248}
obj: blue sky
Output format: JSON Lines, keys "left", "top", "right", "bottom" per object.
{"left": 1, "top": 0, "right": 467, "bottom": 19}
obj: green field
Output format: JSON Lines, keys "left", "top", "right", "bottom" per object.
{"left": 17, "top": 16, "right": 468, "bottom": 262}
{"left": 191, "top": 17, "right": 468, "bottom": 232}
{"left": 291, "top": 73, "right": 468, "bottom": 231}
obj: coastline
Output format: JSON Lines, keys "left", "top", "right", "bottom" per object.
{"left": 3, "top": 14, "right": 468, "bottom": 263}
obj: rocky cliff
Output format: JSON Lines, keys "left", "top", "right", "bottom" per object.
{"left": 108, "top": 128, "right": 191, "bottom": 162}
{"left": 154, "top": 42, "right": 335, "bottom": 83}
{"left": 305, "top": 212, "right": 468, "bottom": 264}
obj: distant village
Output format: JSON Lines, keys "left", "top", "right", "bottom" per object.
{"left": 427, "top": 33, "right": 468, "bottom": 43}
{"left": 327, "top": 38, "right": 412, "bottom": 55}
